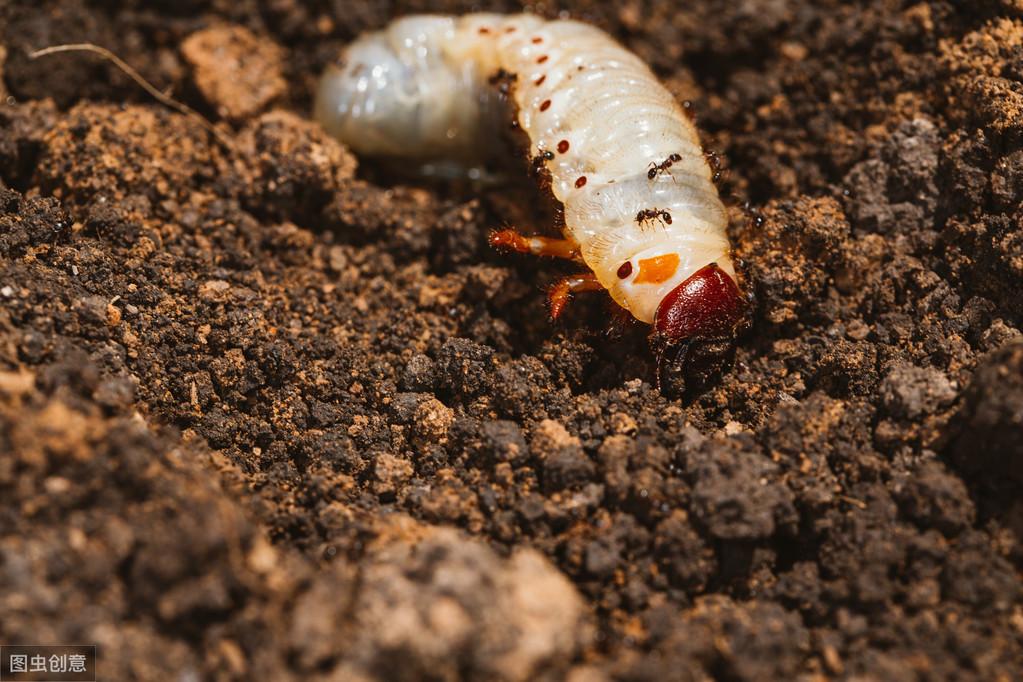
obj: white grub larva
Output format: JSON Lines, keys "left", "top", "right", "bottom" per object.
{"left": 315, "top": 13, "right": 750, "bottom": 392}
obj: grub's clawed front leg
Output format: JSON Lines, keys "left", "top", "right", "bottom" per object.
{"left": 548, "top": 273, "right": 604, "bottom": 320}
{"left": 490, "top": 228, "right": 604, "bottom": 319}
{"left": 489, "top": 228, "right": 581, "bottom": 261}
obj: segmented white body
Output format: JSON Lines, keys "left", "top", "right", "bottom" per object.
{"left": 316, "top": 13, "right": 735, "bottom": 324}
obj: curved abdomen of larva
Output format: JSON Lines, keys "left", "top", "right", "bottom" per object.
{"left": 315, "top": 13, "right": 735, "bottom": 328}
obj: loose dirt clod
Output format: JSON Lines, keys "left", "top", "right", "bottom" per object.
{"left": 182, "top": 25, "right": 287, "bottom": 122}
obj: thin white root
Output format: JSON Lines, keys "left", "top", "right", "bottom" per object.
{"left": 28, "top": 42, "right": 234, "bottom": 151}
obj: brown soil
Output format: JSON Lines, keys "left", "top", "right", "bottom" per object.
{"left": 3, "top": 1, "right": 1023, "bottom": 680}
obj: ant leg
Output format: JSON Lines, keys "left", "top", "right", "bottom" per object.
{"left": 490, "top": 228, "right": 581, "bottom": 260}
{"left": 548, "top": 272, "right": 604, "bottom": 320}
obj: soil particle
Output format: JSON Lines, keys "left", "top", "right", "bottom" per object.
{"left": 940, "top": 18, "right": 1023, "bottom": 137}
{"left": 0, "top": 100, "right": 59, "bottom": 186}
{"left": 236, "top": 109, "right": 357, "bottom": 223}
{"left": 411, "top": 396, "right": 455, "bottom": 445}
{"left": 741, "top": 196, "right": 856, "bottom": 329}
{"left": 621, "top": 597, "right": 810, "bottom": 681}
{"left": 0, "top": 188, "right": 71, "bottom": 257}
{"left": 336, "top": 524, "right": 589, "bottom": 682}
{"left": 35, "top": 102, "right": 220, "bottom": 208}
{"left": 892, "top": 459, "right": 975, "bottom": 536}
{"left": 372, "top": 452, "right": 415, "bottom": 499}
{"left": 181, "top": 24, "right": 287, "bottom": 122}
{"left": 950, "top": 340, "right": 1023, "bottom": 484}
{"left": 399, "top": 352, "right": 437, "bottom": 392}
{"left": 0, "top": 45, "right": 7, "bottom": 101}
{"left": 881, "top": 361, "right": 957, "bottom": 420}
{"left": 843, "top": 117, "right": 941, "bottom": 238}
{"left": 687, "top": 435, "right": 797, "bottom": 541}
{"left": 534, "top": 418, "right": 596, "bottom": 492}
{"left": 435, "top": 336, "right": 498, "bottom": 402}
{"left": 653, "top": 509, "right": 717, "bottom": 592}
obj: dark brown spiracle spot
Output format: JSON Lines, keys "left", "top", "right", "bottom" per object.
{"left": 532, "top": 36, "right": 543, "bottom": 44}
{"left": 534, "top": 75, "right": 547, "bottom": 86}
{"left": 540, "top": 99, "right": 552, "bottom": 112}
{"left": 537, "top": 55, "right": 549, "bottom": 64}
{"left": 617, "top": 261, "right": 633, "bottom": 279}
{"left": 478, "top": 27, "right": 491, "bottom": 35}
{"left": 506, "top": 26, "right": 517, "bottom": 33}
{"left": 575, "top": 176, "right": 587, "bottom": 188}
{"left": 557, "top": 140, "right": 570, "bottom": 153}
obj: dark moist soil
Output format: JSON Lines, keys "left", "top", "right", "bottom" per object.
{"left": 2, "top": 1, "right": 1023, "bottom": 680}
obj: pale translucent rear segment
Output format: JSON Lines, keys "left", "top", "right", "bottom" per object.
{"left": 315, "top": 15, "right": 501, "bottom": 161}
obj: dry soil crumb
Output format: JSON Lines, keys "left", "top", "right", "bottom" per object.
{"left": 182, "top": 24, "right": 287, "bottom": 122}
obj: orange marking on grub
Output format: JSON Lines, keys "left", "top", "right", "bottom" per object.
{"left": 635, "top": 253, "right": 680, "bottom": 284}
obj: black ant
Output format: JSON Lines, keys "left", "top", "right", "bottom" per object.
{"left": 647, "top": 153, "right": 682, "bottom": 180}
{"left": 488, "top": 68, "right": 517, "bottom": 97}
{"left": 531, "top": 149, "right": 555, "bottom": 176}
{"left": 636, "top": 208, "right": 672, "bottom": 226}
{"left": 704, "top": 150, "right": 725, "bottom": 183}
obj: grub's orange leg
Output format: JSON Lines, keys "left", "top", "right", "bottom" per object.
{"left": 489, "top": 228, "right": 581, "bottom": 260}
{"left": 548, "top": 272, "right": 605, "bottom": 320}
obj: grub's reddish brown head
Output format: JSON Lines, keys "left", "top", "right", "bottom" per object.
{"left": 650, "top": 262, "right": 750, "bottom": 395}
